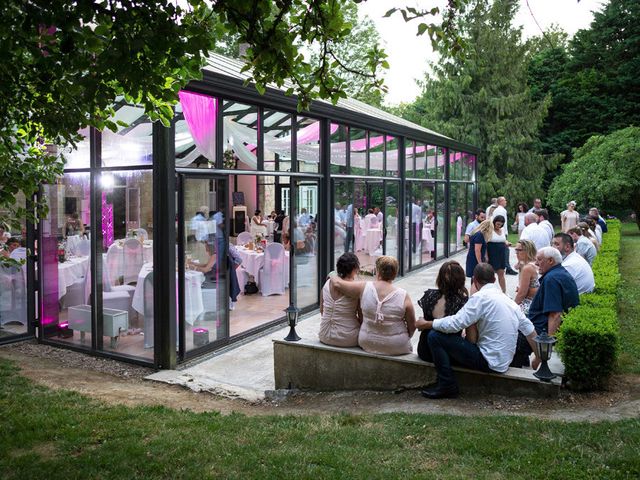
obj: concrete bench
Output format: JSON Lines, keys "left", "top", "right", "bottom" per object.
{"left": 273, "top": 338, "right": 562, "bottom": 398}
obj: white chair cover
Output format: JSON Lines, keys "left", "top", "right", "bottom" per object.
{"left": 105, "top": 243, "right": 123, "bottom": 286}
{"left": 258, "top": 242, "right": 286, "bottom": 296}
{"left": 134, "top": 228, "right": 148, "bottom": 242}
{"left": 282, "top": 216, "right": 290, "bottom": 235}
{"left": 122, "top": 238, "right": 144, "bottom": 284}
{"left": 0, "top": 265, "right": 27, "bottom": 325}
{"left": 237, "top": 231, "right": 252, "bottom": 245}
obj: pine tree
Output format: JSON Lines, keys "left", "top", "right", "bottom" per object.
{"left": 402, "top": 0, "right": 555, "bottom": 206}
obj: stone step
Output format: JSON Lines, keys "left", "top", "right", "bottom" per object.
{"left": 274, "top": 338, "right": 562, "bottom": 398}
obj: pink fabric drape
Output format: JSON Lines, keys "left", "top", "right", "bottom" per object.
{"left": 178, "top": 91, "right": 217, "bottom": 161}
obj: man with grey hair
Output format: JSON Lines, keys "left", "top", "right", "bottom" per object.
{"left": 552, "top": 233, "right": 594, "bottom": 294}
{"left": 512, "top": 246, "right": 579, "bottom": 367}
{"left": 520, "top": 212, "right": 549, "bottom": 251}
{"left": 527, "top": 198, "right": 542, "bottom": 213}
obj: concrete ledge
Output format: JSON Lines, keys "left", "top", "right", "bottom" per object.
{"left": 274, "top": 338, "right": 561, "bottom": 398}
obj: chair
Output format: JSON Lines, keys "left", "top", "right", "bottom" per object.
{"left": 122, "top": 238, "right": 144, "bottom": 285}
{"left": 258, "top": 242, "right": 286, "bottom": 296}
{"left": 0, "top": 265, "right": 27, "bottom": 325}
{"left": 105, "top": 243, "right": 123, "bottom": 286}
{"left": 102, "top": 259, "right": 136, "bottom": 321}
{"left": 237, "top": 231, "right": 252, "bottom": 245}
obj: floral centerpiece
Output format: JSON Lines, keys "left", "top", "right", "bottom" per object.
{"left": 254, "top": 233, "right": 266, "bottom": 251}
{"left": 223, "top": 148, "right": 236, "bottom": 169}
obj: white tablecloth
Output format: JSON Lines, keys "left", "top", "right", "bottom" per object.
{"left": 66, "top": 235, "right": 82, "bottom": 255}
{"left": 235, "top": 246, "right": 290, "bottom": 285}
{"left": 131, "top": 263, "right": 204, "bottom": 325}
{"left": 365, "top": 228, "right": 382, "bottom": 256}
{"left": 58, "top": 256, "right": 90, "bottom": 300}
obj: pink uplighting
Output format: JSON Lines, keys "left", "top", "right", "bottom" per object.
{"left": 102, "top": 191, "right": 114, "bottom": 248}
{"left": 193, "top": 328, "right": 209, "bottom": 333}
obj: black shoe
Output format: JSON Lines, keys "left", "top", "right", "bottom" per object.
{"left": 421, "top": 385, "right": 459, "bottom": 399}
{"left": 506, "top": 269, "right": 518, "bottom": 276}
{"left": 421, "top": 381, "right": 438, "bottom": 390}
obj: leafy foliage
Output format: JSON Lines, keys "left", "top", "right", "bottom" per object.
{"left": 557, "top": 220, "right": 621, "bottom": 391}
{"left": 525, "top": 0, "right": 640, "bottom": 176}
{"left": 547, "top": 127, "right": 640, "bottom": 229}
{"left": 397, "top": 0, "right": 556, "bottom": 206}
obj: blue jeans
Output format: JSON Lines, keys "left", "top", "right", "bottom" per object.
{"left": 427, "top": 330, "right": 493, "bottom": 389}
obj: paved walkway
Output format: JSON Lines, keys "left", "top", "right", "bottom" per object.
{"left": 148, "top": 249, "right": 560, "bottom": 401}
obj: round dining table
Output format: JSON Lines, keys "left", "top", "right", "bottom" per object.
{"left": 57, "top": 256, "right": 90, "bottom": 300}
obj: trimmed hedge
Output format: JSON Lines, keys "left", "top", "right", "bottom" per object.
{"left": 557, "top": 219, "right": 621, "bottom": 390}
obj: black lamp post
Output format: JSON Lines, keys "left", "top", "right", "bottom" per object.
{"left": 283, "top": 303, "right": 300, "bottom": 341}
{"left": 533, "top": 331, "right": 557, "bottom": 382}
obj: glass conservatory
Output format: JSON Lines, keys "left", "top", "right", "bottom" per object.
{"left": 0, "top": 53, "right": 478, "bottom": 368}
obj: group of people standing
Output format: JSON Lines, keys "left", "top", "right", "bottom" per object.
{"left": 316, "top": 196, "right": 608, "bottom": 399}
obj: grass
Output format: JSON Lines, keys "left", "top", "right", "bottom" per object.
{"left": 617, "top": 222, "right": 640, "bottom": 374}
{"left": 1, "top": 360, "right": 639, "bottom": 479}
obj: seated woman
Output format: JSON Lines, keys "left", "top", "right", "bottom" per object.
{"left": 331, "top": 256, "right": 416, "bottom": 355}
{"left": 249, "top": 209, "right": 267, "bottom": 239}
{"left": 318, "top": 253, "right": 362, "bottom": 347}
{"left": 415, "top": 261, "right": 468, "bottom": 362}
{"left": 65, "top": 212, "right": 85, "bottom": 237}
{"left": 513, "top": 239, "right": 539, "bottom": 315}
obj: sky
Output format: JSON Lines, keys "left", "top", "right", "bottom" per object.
{"left": 357, "top": 0, "right": 609, "bottom": 105}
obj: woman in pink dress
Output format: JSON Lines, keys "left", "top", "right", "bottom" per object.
{"left": 319, "top": 253, "right": 362, "bottom": 347}
{"left": 331, "top": 256, "right": 416, "bottom": 355}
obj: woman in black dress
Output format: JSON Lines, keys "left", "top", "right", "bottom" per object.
{"left": 486, "top": 215, "right": 508, "bottom": 292}
{"left": 416, "top": 261, "right": 469, "bottom": 363}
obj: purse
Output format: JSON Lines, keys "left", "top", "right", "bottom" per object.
{"left": 244, "top": 280, "right": 259, "bottom": 295}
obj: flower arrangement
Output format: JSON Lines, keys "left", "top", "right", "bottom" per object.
{"left": 223, "top": 149, "right": 236, "bottom": 169}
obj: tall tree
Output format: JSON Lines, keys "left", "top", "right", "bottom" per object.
{"left": 400, "top": 0, "right": 554, "bottom": 205}
{"left": 527, "top": 0, "right": 640, "bottom": 165}
{"left": 547, "top": 127, "right": 640, "bottom": 230}
{"left": 310, "top": 2, "right": 387, "bottom": 107}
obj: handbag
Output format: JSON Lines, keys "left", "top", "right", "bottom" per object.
{"left": 244, "top": 280, "right": 259, "bottom": 295}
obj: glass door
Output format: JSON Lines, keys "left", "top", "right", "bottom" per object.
{"left": 178, "top": 175, "right": 228, "bottom": 358}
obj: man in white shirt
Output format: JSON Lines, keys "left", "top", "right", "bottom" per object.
{"left": 535, "top": 209, "right": 554, "bottom": 242}
{"left": 416, "top": 263, "right": 540, "bottom": 399}
{"left": 374, "top": 207, "right": 383, "bottom": 225}
{"left": 520, "top": 213, "right": 549, "bottom": 251}
{"left": 552, "top": 233, "right": 595, "bottom": 294}
{"left": 486, "top": 197, "right": 497, "bottom": 218}
{"left": 464, "top": 208, "right": 486, "bottom": 244}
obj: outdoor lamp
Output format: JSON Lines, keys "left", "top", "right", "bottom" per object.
{"left": 57, "top": 321, "right": 73, "bottom": 338}
{"left": 283, "top": 304, "right": 301, "bottom": 342}
{"left": 533, "top": 331, "right": 557, "bottom": 382}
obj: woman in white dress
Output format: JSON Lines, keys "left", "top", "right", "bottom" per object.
{"left": 249, "top": 209, "right": 267, "bottom": 239}
{"left": 319, "top": 253, "right": 362, "bottom": 347}
{"left": 331, "top": 256, "right": 416, "bottom": 355}
{"left": 561, "top": 201, "right": 580, "bottom": 233}
{"left": 512, "top": 202, "right": 528, "bottom": 236}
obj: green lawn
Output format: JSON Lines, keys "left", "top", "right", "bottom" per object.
{"left": 617, "top": 222, "right": 640, "bottom": 374}
{"left": 1, "top": 360, "right": 639, "bottom": 479}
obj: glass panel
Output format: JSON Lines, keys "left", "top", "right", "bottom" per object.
{"left": 102, "top": 104, "right": 153, "bottom": 167}
{"left": 223, "top": 101, "right": 258, "bottom": 171}
{"left": 330, "top": 123, "right": 348, "bottom": 174}
{"left": 0, "top": 193, "right": 28, "bottom": 337}
{"left": 369, "top": 131, "right": 384, "bottom": 176}
{"left": 385, "top": 136, "right": 399, "bottom": 177}
{"left": 437, "top": 147, "right": 446, "bottom": 179}
{"left": 264, "top": 110, "right": 292, "bottom": 172}
{"left": 333, "top": 180, "right": 354, "bottom": 261}
{"left": 297, "top": 117, "right": 320, "bottom": 173}
{"left": 350, "top": 128, "right": 366, "bottom": 177}
{"left": 41, "top": 173, "right": 91, "bottom": 348}
{"left": 421, "top": 184, "right": 436, "bottom": 265}
{"left": 384, "top": 182, "right": 399, "bottom": 261}
{"left": 466, "top": 183, "right": 475, "bottom": 242}
{"left": 101, "top": 170, "right": 154, "bottom": 359}
{"left": 449, "top": 183, "right": 467, "bottom": 254}
{"left": 293, "top": 180, "right": 319, "bottom": 310}
{"left": 436, "top": 183, "right": 446, "bottom": 258}
{"left": 426, "top": 145, "right": 438, "bottom": 179}
{"left": 229, "top": 175, "right": 289, "bottom": 335}
{"left": 182, "top": 178, "right": 228, "bottom": 351}
{"left": 405, "top": 141, "right": 416, "bottom": 178}
{"left": 175, "top": 93, "right": 218, "bottom": 169}
{"left": 415, "top": 142, "right": 427, "bottom": 179}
